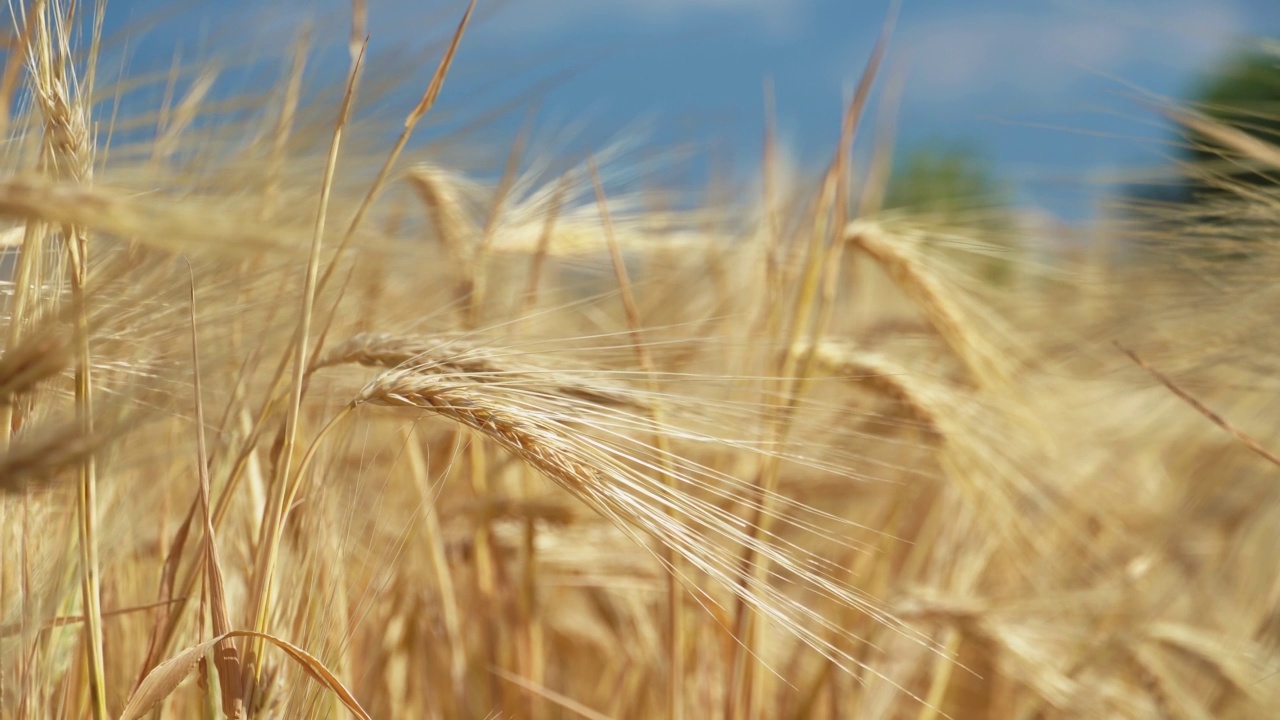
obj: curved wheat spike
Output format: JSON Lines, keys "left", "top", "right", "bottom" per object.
{"left": 0, "top": 327, "right": 71, "bottom": 403}
{"left": 846, "top": 220, "right": 1012, "bottom": 387}
{"left": 315, "top": 331, "right": 884, "bottom": 520}
{"left": 800, "top": 338, "right": 1074, "bottom": 569}
{"left": 316, "top": 332, "right": 649, "bottom": 410}
{"left": 799, "top": 340, "right": 946, "bottom": 434}
{"left": 345, "top": 365, "right": 947, "bottom": 711}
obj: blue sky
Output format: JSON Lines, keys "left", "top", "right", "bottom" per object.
{"left": 101, "top": 0, "right": 1280, "bottom": 220}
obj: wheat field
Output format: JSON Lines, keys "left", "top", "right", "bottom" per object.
{"left": 1, "top": 2, "right": 1279, "bottom": 719}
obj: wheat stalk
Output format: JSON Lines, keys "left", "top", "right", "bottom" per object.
{"left": 23, "top": 2, "right": 108, "bottom": 716}
{"left": 799, "top": 337, "right": 1075, "bottom": 577}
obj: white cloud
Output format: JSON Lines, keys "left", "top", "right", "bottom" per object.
{"left": 900, "top": 0, "right": 1248, "bottom": 103}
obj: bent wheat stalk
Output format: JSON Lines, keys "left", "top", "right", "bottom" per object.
{"left": 802, "top": 337, "right": 1073, "bottom": 567}
{"left": 341, "top": 364, "right": 944, "bottom": 708}
{"left": 26, "top": 2, "right": 108, "bottom": 716}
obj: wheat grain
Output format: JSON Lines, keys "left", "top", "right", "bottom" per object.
{"left": 0, "top": 421, "right": 101, "bottom": 494}
{"left": 800, "top": 340, "right": 947, "bottom": 433}
{"left": 318, "top": 331, "right": 649, "bottom": 410}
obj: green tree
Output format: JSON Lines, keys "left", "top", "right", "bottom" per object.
{"left": 1118, "top": 43, "right": 1280, "bottom": 261}
{"left": 884, "top": 141, "right": 1009, "bottom": 215}
{"left": 1124, "top": 43, "right": 1280, "bottom": 208}
{"left": 883, "top": 142, "right": 1017, "bottom": 284}
{"left": 1183, "top": 42, "right": 1280, "bottom": 199}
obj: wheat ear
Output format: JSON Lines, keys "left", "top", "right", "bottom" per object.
{"left": 847, "top": 221, "right": 1010, "bottom": 387}
{"left": 348, "top": 365, "right": 942, "bottom": 709}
